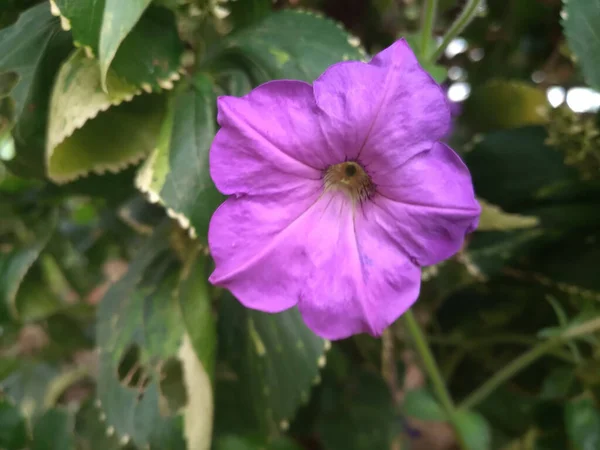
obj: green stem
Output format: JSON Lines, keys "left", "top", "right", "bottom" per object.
{"left": 430, "top": 0, "right": 483, "bottom": 61}
{"left": 460, "top": 316, "right": 600, "bottom": 410}
{"left": 403, "top": 310, "right": 467, "bottom": 450}
{"left": 420, "top": 0, "right": 438, "bottom": 58}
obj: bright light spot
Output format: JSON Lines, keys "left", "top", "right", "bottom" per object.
{"left": 531, "top": 71, "right": 546, "bottom": 84}
{"left": 546, "top": 86, "right": 565, "bottom": 108}
{"left": 0, "top": 134, "right": 14, "bottom": 161}
{"left": 445, "top": 37, "right": 468, "bottom": 59}
{"left": 566, "top": 87, "right": 600, "bottom": 113}
{"left": 468, "top": 48, "right": 485, "bottom": 62}
{"left": 448, "top": 66, "right": 465, "bottom": 81}
{"left": 447, "top": 82, "right": 471, "bottom": 102}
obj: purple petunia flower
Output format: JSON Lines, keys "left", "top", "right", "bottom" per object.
{"left": 207, "top": 39, "right": 480, "bottom": 340}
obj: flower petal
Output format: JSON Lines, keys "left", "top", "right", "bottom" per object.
{"left": 297, "top": 191, "right": 422, "bottom": 340}
{"left": 208, "top": 178, "right": 321, "bottom": 312}
{"left": 368, "top": 142, "right": 480, "bottom": 266}
{"left": 312, "top": 39, "right": 451, "bottom": 172}
{"left": 210, "top": 80, "right": 338, "bottom": 196}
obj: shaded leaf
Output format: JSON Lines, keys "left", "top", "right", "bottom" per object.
{"left": 464, "top": 80, "right": 548, "bottom": 132}
{"left": 215, "top": 435, "right": 303, "bottom": 450}
{"left": 565, "top": 397, "right": 600, "bottom": 450}
{"left": 0, "top": 4, "right": 64, "bottom": 122}
{"left": 206, "top": 10, "right": 366, "bottom": 83}
{"left": 216, "top": 294, "right": 326, "bottom": 435}
{"left": 31, "top": 408, "right": 74, "bottom": 450}
{"left": 316, "top": 368, "right": 401, "bottom": 450}
{"left": 0, "top": 212, "right": 58, "bottom": 321}
{"left": 136, "top": 75, "right": 223, "bottom": 243}
{"left": 402, "top": 388, "right": 446, "bottom": 421}
{"left": 563, "top": 0, "right": 600, "bottom": 91}
{"left": 74, "top": 400, "right": 135, "bottom": 450}
{"left": 47, "top": 50, "right": 165, "bottom": 182}
{"left": 0, "top": 398, "right": 27, "bottom": 450}
{"left": 51, "top": 2, "right": 182, "bottom": 93}
{"left": 455, "top": 410, "right": 492, "bottom": 450}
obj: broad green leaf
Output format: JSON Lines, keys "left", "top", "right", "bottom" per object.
{"left": 136, "top": 75, "right": 223, "bottom": 242}
{"left": 565, "top": 397, "right": 600, "bottom": 450}
{"left": 74, "top": 400, "right": 135, "bottom": 450}
{"left": 316, "top": 368, "right": 401, "bottom": 450}
{"left": 228, "top": 0, "right": 272, "bottom": 28}
{"left": 563, "top": 0, "right": 600, "bottom": 91}
{"left": 215, "top": 435, "right": 303, "bottom": 450}
{"left": 206, "top": 10, "right": 366, "bottom": 83}
{"left": 98, "top": 0, "right": 153, "bottom": 88}
{"left": 0, "top": 212, "right": 58, "bottom": 321}
{"left": 455, "top": 410, "right": 492, "bottom": 450}
{"left": 402, "top": 388, "right": 446, "bottom": 421}
{"left": 32, "top": 409, "right": 74, "bottom": 450}
{"left": 0, "top": 398, "right": 27, "bottom": 450}
{"left": 178, "top": 254, "right": 217, "bottom": 450}
{"left": 47, "top": 50, "right": 165, "bottom": 183}
{"left": 1, "top": 362, "right": 60, "bottom": 420}
{"left": 97, "top": 223, "right": 214, "bottom": 449}
{"left": 464, "top": 127, "right": 579, "bottom": 209}
{"left": 216, "top": 294, "right": 326, "bottom": 435}
{"left": 477, "top": 199, "right": 539, "bottom": 231}
{"left": 51, "top": 2, "right": 183, "bottom": 93}
{"left": 464, "top": 80, "right": 548, "bottom": 132}
{"left": 0, "top": 4, "right": 64, "bottom": 122}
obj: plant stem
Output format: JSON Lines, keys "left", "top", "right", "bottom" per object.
{"left": 420, "top": 0, "right": 438, "bottom": 58}
{"left": 430, "top": 0, "right": 483, "bottom": 61}
{"left": 403, "top": 309, "right": 467, "bottom": 450}
{"left": 460, "top": 316, "right": 600, "bottom": 410}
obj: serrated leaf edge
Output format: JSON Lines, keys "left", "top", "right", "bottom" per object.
{"left": 48, "top": 69, "right": 183, "bottom": 185}
{"left": 134, "top": 152, "right": 199, "bottom": 240}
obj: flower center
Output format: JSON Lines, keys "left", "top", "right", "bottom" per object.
{"left": 324, "top": 161, "right": 374, "bottom": 203}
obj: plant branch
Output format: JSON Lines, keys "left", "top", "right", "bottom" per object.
{"left": 430, "top": 0, "right": 483, "bottom": 61}
{"left": 420, "top": 0, "right": 439, "bottom": 58}
{"left": 403, "top": 309, "right": 467, "bottom": 450}
{"left": 460, "top": 316, "right": 600, "bottom": 410}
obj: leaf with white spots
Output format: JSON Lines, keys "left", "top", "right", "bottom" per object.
{"left": 135, "top": 75, "right": 223, "bottom": 243}
{"left": 563, "top": 0, "right": 600, "bottom": 91}
{"left": 215, "top": 293, "right": 327, "bottom": 436}
{"left": 97, "top": 222, "right": 215, "bottom": 449}
{"left": 204, "top": 10, "right": 366, "bottom": 83}
{"left": 51, "top": 1, "right": 183, "bottom": 93}
{"left": 46, "top": 49, "right": 166, "bottom": 183}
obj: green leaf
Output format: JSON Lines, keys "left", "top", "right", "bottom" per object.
{"left": 97, "top": 223, "right": 214, "bottom": 449}
{"left": 464, "top": 80, "right": 548, "bottom": 132}
{"left": 464, "top": 127, "right": 579, "bottom": 209}
{"left": 563, "top": 0, "right": 600, "bottom": 91}
{"left": 0, "top": 212, "right": 58, "bottom": 321}
{"left": 0, "top": 4, "right": 65, "bottom": 122}
{"left": 207, "top": 10, "right": 366, "bottom": 83}
{"left": 46, "top": 49, "right": 166, "bottom": 183}
{"left": 31, "top": 409, "right": 74, "bottom": 450}
{"left": 0, "top": 398, "right": 27, "bottom": 450}
{"left": 402, "top": 388, "right": 446, "bottom": 421}
{"left": 74, "top": 400, "right": 135, "bottom": 450}
{"left": 51, "top": 1, "right": 183, "bottom": 93}
{"left": 136, "top": 75, "right": 223, "bottom": 243}
{"left": 316, "top": 368, "right": 401, "bottom": 450}
{"left": 565, "top": 397, "right": 600, "bottom": 450}
{"left": 455, "top": 410, "right": 492, "bottom": 450}
{"left": 178, "top": 255, "right": 217, "bottom": 450}
{"left": 97, "top": 0, "right": 153, "bottom": 88}
{"left": 216, "top": 294, "right": 326, "bottom": 435}
{"left": 228, "top": 0, "right": 272, "bottom": 28}
{"left": 215, "top": 435, "right": 303, "bottom": 450}
{"left": 477, "top": 199, "right": 539, "bottom": 231}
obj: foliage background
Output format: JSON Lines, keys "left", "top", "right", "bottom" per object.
{"left": 1, "top": 0, "right": 600, "bottom": 449}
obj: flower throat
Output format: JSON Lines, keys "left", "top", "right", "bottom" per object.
{"left": 324, "top": 161, "right": 375, "bottom": 203}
